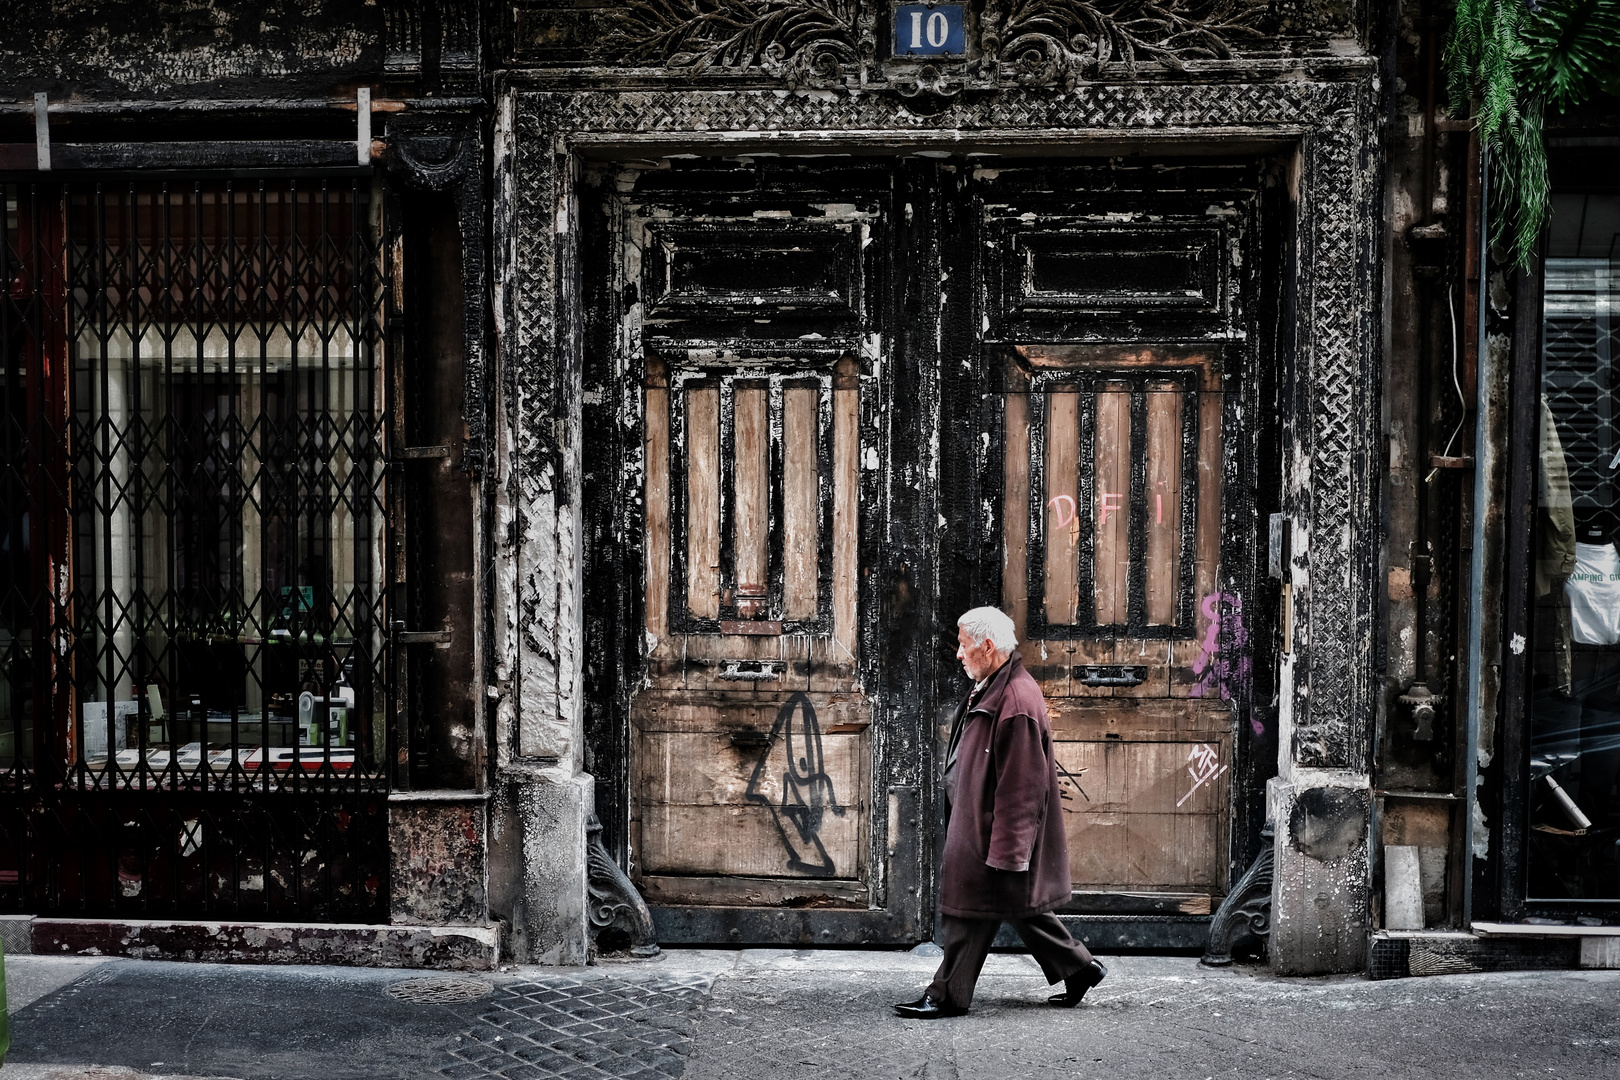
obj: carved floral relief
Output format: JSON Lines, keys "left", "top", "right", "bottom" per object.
{"left": 604, "top": 0, "right": 1288, "bottom": 91}
{"left": 613, "top": 0, "right": 876, "bottom": 87}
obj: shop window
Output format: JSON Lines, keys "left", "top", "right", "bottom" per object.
{"left": 2, "top": 179, "right": 390, "bottom": 789}
{"left": 1529, "top": 189, "right": 1620, "bottom": 901}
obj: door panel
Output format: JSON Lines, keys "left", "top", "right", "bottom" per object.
{"left": 1002, "top": 346, "right": 1233, "bottom": 907}
{"left": 616, "top": 171, "right": 885, "bottom": 914}
{"left": 586, "top": 157, "right": 1268, "bottom": 944}
{"left": 976, "top": 163, "right": 1261, "bottom": 920}
{"left": 635, "top": 355, "right": 870, "bottom": 905}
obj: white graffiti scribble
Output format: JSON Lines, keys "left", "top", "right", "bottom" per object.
{"left": 1176, "top": 743, "right": 1228, "bottom": 807}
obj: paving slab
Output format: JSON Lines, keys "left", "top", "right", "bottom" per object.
{"left": 1, "top": 951, "right": 1616, "bottom": 1080}
{"left": 679, "top": 955, "right": 1620, "bottom": 1080}
{"left": 4, "top": 958, "right": 119, "bottom": 1014}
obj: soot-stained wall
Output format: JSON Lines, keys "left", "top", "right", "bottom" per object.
{"left": 1, "top": 1, "right": 384, "bottom": 99}
{"left": 490, "top": 3, "right": 1387, "bottom": 973}
{"left": 6, "top": 0, "right": 1472, "bottom": 974}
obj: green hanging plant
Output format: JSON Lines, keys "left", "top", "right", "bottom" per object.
{"left": 1444, "top": 0, "right": 1620, "bottom": 267}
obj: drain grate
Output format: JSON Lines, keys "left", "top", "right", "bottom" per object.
{"left": 385, "top": 977, "right": 493, "bottom": 1004}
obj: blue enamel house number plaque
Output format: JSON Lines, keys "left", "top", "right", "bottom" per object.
{"left": 893, "top": 4, "right": 966, "bottom": 57}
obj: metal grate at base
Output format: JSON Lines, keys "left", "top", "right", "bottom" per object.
{"left": 385, "top": 977, "right": 493, "bottom": 1004}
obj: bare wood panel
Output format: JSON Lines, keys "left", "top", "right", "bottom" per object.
{"left": 1003, "top": 388, "right": 1030, "bottom": 637}
{"left": 639, "top": 805, "right": 864, "bottom": 878}
{"left": 632, "top": 689, "right": 870, "bottom": 733}
{"left": 646, "top": 384, "right": 671, "bottom": 644}
{"left": 1093, "top": 386, "right": 1131, "bottom": 627}
{"left": 733, "top": 384, "right": 770, "bottom": 615}
{"left": 678, "top": 635, "right": 807, "bottom": 692}
{"left": 686, "top": 385, "right": 720, "bottom": 620}
{"left": 637, "top": 730, "right": 866, "bottom": 807}
{"left": 1066, "top": 890, "right": 1213, "bottom": 915}
{"left": 1049, "top": 698, "right": 1232, "bottom": 739}
{"left": 1144, "top": 387, "right": 1182, "bottom": 627}
{"left": 807, "top": 635, "right": 860, "bottom": 691}
{"left": 633, "top": 679, "right": 870, "bottom": 881}
{"left": 1022, "top": 639, "right": 1073, "bottom": 698}
{"left": 1067, "top": 810, "right": 1220, "bottom": 891}
{"left": 1054, "top": 739, "right": 1230, "bottom": 891}
{"left": 638, "top": 873, "right": 868, "bottom": 908}
{"left": 783, "top": 384, "right": 820, "bottom": 621}
{"left": 1044, "top": 390, "right": 1080, "bottom": 626}
{"left": 1052, "top": 740, "right": 1230, "bottom": 812}
{"left": 832, "top": 356, "right": 859, "bottom": 664}
{"left": 1019, "top": 345, "right": 1221, "bottom": 389}
{"left": 1069, "top": 638, "right": 1171, "bottom": 698}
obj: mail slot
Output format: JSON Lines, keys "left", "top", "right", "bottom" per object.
{"left": 1073, "top": 665, "right": 1148, "bottom": 687}
{"left": 718, "top": 660, "right": 785, "bottom": 681}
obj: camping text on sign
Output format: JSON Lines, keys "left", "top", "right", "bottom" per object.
{"left": 893, "top": 4, "right": 966, "bottom": 56}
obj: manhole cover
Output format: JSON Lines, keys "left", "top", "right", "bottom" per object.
{"left": 385, "top": 977, "right": 493, "bottom": 1004}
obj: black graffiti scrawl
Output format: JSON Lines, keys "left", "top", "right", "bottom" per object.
{"left": 745, "top": 693, "right": 846, "bottom": 877}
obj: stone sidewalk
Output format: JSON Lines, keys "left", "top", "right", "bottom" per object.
{"left": 2, "top": 950, "right": 1617, "bottom": 1080}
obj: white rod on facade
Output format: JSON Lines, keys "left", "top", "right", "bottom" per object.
{"left": 34, "top": 92, "right": 50, "bottom": 171}
{"left": 1461, "top": 148, "right": 1492, "bottom": 926}
{"left": 357, "top": 86, "right": 371, "bottom": 166}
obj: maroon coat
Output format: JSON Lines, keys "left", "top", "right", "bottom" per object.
{"left": 940, "top": 652, "right": 1073, "bottom": 920}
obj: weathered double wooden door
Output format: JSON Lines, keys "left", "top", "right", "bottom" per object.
{"left": 582, "top": 157, "right": 1272, "bottom": 947}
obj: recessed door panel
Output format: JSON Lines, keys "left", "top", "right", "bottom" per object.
{"left": 635, "top": 353, "right": 869, "bottom": 904}
{"left": 1001, "top": 343, "right": 1237, "bottom": 910}
{"left": 607, "top": 168, "right": 889, "bottom": 919}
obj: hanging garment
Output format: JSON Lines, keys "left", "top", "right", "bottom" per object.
{"left": 1537, "top": 402, "right": 1576, "bottom": 599}
{"left": 1565, "top": 542, "right": 1620, "bottom": 645}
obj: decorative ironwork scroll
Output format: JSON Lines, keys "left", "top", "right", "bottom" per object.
{"left": 586, "top": 813, "right": 661, "bottom": 957}
{"left": 983, "top": 0, "right": 1272, "bottom": 88}
{"left": 613, "top": 0, "right": 877, "bottom": 88}
{"left": 1201, "top": 822, "right": 1275, "bottom": 965}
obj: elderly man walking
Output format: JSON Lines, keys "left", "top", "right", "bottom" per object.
{"left": 894, "top": 606, "right": 1107, "bottom": 1019}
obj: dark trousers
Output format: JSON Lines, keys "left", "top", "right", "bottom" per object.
{"left": 926, "top": 912, "right": 1095, "bottom": 1009}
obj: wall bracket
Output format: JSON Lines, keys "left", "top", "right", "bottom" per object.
{"left": 1201, "top": 822, "right": 1274, "bottom": 966}
{"left": 586, "top": 813, "right": 660, "bottom": 958}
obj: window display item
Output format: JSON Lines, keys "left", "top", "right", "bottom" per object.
{"left": 1537, "top": 402, "right": 1576, "bottom": 598}
{"left": 1564, "top": 541, "right": 1620, "bottom": 645}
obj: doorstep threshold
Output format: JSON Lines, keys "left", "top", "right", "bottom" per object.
{"left": 1473, "top": 921, "right": 1620, "bottom": 937}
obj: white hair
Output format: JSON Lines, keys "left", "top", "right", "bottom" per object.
{"left": 957, "top": 606, "right": 1017, "bottom": 652}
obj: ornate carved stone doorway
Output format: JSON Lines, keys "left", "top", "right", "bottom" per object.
{"left": 496, "top": 76, "right": 1381, "bottom": 963}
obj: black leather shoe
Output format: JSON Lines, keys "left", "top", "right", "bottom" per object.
{"left": 894, "top": 996, "right": 968, "bottom": 1019}
{"left": 892, "top": 994, "right": 932, "bottom": 1010}
{"left": 1048, "top": 959, "right": 1107, "bottom": 1007}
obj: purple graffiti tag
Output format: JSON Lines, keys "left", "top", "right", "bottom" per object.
{"left": 1190, "top": 592, "right": 1250, "bottom": 701}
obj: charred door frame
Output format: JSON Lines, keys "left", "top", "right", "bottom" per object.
{"left": 497, "top": 75, "right": 1384, "bottom": 947}
{"left": 945, "top": 161, "right": 1286, "bottom": 946}
{"left": 577, "top": 158, "right": 927, "bottom": 944}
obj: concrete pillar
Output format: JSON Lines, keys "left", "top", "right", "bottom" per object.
{"left": 1269, "top": 776, "right": 1370, "bottom": 974}
{"left": 512, "top": 767, "right": 593, "bottom": 965}
{"left": 489, "top": 88, "right": 595, "bottom": 965}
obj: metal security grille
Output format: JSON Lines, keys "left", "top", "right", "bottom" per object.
{"left": 0, "top": 177, "right": 392, "bottom": 921}
{"left": 1543, "top": 258, "right": 1617, "bottom": 513}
